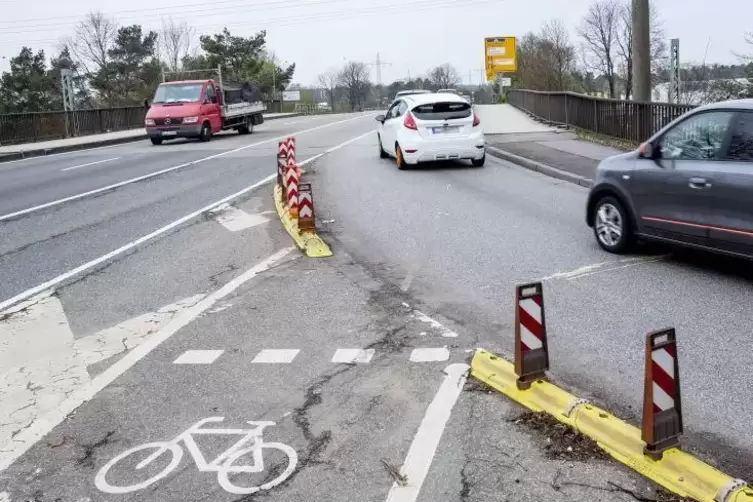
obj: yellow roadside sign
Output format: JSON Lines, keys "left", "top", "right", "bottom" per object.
{"left": 484, "top": 36, "right": 517, "bottom": 80}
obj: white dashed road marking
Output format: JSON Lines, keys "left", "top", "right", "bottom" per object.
{"left": 412, "top": 310, "right": 459, "bottom": 338}
{"left": 173, "top": 350, "right": 225, "bottom": 365}
{"left": 61, "top": 157, "right": 121, "bottom": 172}
{"left": 409, "top": 347, "right": 451, "bottom": 362}
{"left": 331, "top": 348, "right": 375, "bottom": 364}
{"left": 252, "top": 349, "right": 301, "bottom": 364}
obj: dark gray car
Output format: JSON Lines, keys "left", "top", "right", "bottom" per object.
{"left": 586, "top": 99, "right": 753, "bottom": 258}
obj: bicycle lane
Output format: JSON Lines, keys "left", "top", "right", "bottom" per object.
{"left": 0, "top": 240, "right": 477, "bottom": 502}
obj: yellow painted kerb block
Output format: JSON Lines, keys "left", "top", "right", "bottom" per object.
{"left": 470, "top": 349, "right": 751, "bottom": 502}
{"left": 274, "top": 185, "right": 332, "bottom": 258}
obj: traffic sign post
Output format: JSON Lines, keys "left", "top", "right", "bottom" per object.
{"left": 484, "top": 36, "right": 517, "bottom": 82}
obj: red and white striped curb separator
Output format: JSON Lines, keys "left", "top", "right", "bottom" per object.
{"left": 518, "top": 294, "right": 544, "bottom": 351}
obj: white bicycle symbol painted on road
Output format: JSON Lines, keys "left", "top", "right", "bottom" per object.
{"left": 95, "top": 417, "right": 297, "bottom": 495}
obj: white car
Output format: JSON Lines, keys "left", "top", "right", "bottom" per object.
{"left": 394, "top": 89, "right": 432, "bottom": 101}
{"left": 376, "top": 93, "right": 485, "bottom": 168}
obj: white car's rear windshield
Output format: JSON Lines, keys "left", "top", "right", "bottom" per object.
{"left": 411, "top": 102, "right": 472, "bottom": 121}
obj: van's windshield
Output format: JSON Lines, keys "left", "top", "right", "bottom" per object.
{"left": 153, "top": 84, "right": 204, "bottom": 104}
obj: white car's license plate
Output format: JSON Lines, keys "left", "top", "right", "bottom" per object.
{"left": 162, "top": 131, "right": 177, "bottom": 136}
{"left": 432, "top": 127, "right": 457, "bottom": 134}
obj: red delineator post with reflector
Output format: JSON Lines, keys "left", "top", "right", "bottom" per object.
{"left": 642, "top": 327, "right": 683, "bottom": 459}
{"left": 514, "top": 282, "right": 550, "bottom": 389}
{"left": 298, "top": 183, "right": 315, "bottom": 231}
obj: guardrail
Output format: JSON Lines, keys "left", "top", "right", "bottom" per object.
{"left": 0, "top": 106, "right": 149, "bottom": 145}
{"left": 0, "top": 100, "right": 279, "bottom": 145}
{"left": 506, "top": 90, "right": 695, "bottom": 143}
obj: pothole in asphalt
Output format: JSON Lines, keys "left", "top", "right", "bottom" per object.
{"left": 512, "top": 411, "right": 610, "bottom": 462}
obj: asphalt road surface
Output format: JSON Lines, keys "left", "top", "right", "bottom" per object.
{"left": 0, "top": 112, "right": 748, "bottom": 501}
{"left": 311, "top": 130, "right": 753, "bottom": 478}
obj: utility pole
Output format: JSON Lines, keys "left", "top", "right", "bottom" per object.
{"left": 369, "top": 53, "right": 391, "bottom": 85}
{"left": 632, "top": 0, "right": 651, "bottom": 101}
{"left": 669, "top": 39, "right": 680, "bottom": 103}
{"left": 61, "top": 69, "right": 77, "bottom": 138}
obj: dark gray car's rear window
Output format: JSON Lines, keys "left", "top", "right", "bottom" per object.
{"left": 411, "top": 102, "right": 471, "bottom": 120}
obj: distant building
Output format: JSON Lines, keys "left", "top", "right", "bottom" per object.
{"left": 652, "top": 78, "right": 750, "bottom": 105}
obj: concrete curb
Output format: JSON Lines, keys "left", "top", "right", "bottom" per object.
{"left": 486, "top": 145, "right": 594, "bottom": 189}
{"left": 0, "top": 113, "right": 303, "bottom": 164}
{"left": 273, "top": 184, "right": 332, "bottom": 258}
{"left": 470, "top": 349, "right": 753, "bottom": 502}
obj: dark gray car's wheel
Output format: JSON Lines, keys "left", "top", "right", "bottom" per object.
{"left": 593, "top": 196, "right": 632, "bottom": 253}
{"left": 150, "top": 137, "right": 163, "bottom": 145}
{"left": 378, "top": 135, "right": 389, "bottom": 158}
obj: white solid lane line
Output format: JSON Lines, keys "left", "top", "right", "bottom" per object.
{"left": 0, "top": 246, "right": 296, "bottom": 472}
{"left": 0, "top": 128, "right": 376, "bottom": 313}
{"left": 60, "top": 157, "right": 121, "bottom": 172}
{"left": 0, "top": 113, "right": 376, "bottom": 222}
{"left": 385, "top": 363, "right": 469, "bottom": 502}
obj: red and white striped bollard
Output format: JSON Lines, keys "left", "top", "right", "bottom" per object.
{"left": 514, "top": 282, "right": 550, "bottom": 389}
{"left": 642, "top": 327, "right": 683, "bottom": 459}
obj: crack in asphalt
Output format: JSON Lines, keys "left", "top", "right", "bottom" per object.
{"left": 76, "top": 430, "right": 116, "bottom": 469}
{"left": 554, "top": 479, "right": 657, "bottom": 502}
{"left": 208, "top": 263, "right": 240, "bottom": 288}
{"left": 459, "top": 382, "right": 480, "bottom": 502}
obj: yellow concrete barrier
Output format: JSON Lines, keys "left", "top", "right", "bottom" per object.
{"left": 273, "top": 184, "right": 332, "bottom": 258}
{"left": 470, "top": 349, "right": 752, "bottom": 502}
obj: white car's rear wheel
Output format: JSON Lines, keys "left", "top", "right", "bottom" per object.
{"left": 395, "top": 144, "right": 407, "bottom": 170}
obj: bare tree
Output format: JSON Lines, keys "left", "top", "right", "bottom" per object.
{"left": 513, "top": 21, "right": 576, "bottom": 92}
{"left": 317, "top": 69, "right": 338, "bottom": 109}
{"left": 64, "top": 11, "right": 118, "bottom": 105}
{"left": 159, "top": 19, "right": 195, "bottom": 72}
{"left": 578, "top": 0, "right": 620, "bottom": 98}
{"left": 428, "top": 64, "right": 461, "bottom": 89}
{"left": 66, "top": 11, "right": 117, "bottom": 77}
{"left": 540, "top": 19, "right": 576, "bottom": 91}
{"left": 338, "top": 61, "right": 370, "bottom": 111}
{"left": 615, "top": 1, "right": 667, "bottom": 99}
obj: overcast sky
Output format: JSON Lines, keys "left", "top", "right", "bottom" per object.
{"left": 1, "top": 0, "right": 751, "bottom": 85}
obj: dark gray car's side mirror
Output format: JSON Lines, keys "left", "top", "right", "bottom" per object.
{"left": 639, "top": 141, "right": 655, "bottom": 159}
{"left": 375, "top": 114, "right": 385, "bottom": 123}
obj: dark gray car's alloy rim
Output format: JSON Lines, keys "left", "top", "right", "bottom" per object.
{"left": 595, "top": 202, "right": 623, "bottom": 247}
